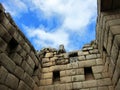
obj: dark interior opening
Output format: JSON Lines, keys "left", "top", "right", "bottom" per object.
{"left": 84, "top": 67, "right": 94, "bottom": 80}
{"left": 69, "top": 52, "right": 78, "bottom": 57}
{"left": 53, "top": 71, "right": 60, "bottom": 83}
{"left": 7, "top": 38, "right": 18, "bottom": 53}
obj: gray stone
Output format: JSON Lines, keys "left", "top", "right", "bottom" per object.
{"left": 22, "top": 61, "right": 33, "bottom": 76}
{"left": 0, "top": 84, "right": 8, "bottom": 90}
{"left": 5, "top": 74, "right": 19, "bottom": 89}
{"left": 82, "top": 80, "right": 97, "bottom": 88}
{"left": 86, "top": 54, "right": 97, "bottom": 59}
{"left": 0, "top": 37, "right": 7, "bottom": 52}
{"left": 0, "top": 53, "right": 16, "bottom": 73}
{"left": 9, "top": 53, "right": 22, "bottom": 65}
{"left": 73, "top": 82, "right": 82, "bottom": 89}
{"left": 98, "top": 86, "right": 108, "bottom": 90}
{"left": 0, "top": 66, "right": 8, "bottom": 84}
{"left": 97, "top": 78, "right": 112, "bottom": 86}
{"left": 72, "top": 75, "right": 85, "bottom": 81}
{"left": 23, "top": 72, "right": 35, "bottom": 88}
{"left": 14, "top": 66, "right": 24, "bottom": 79}
{"left": 18, "top": 80, "right": 32, "bottom": 90}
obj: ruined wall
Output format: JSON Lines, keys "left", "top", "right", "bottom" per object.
{"left": 0, "top": 0, "right": 120, "bottom": 90}
{"left": 96, "top": 0, "right": 120, "bottom": 90}
{"left": 39, "top": 42, "right": 113, "bottom": 90}
{"left": 0, "top": 4, "right": 41, "bottom": 90}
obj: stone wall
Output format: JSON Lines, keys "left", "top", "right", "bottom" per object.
{"left": 96, "top": 1, "right": 120, "bottom": 89}
{"left": 0, "top": 0, "right": 120, "bottom": 90}
{"left": 0, "top": 4, "right": 41, "bottom": 90}
{"left": 39, "top": 41, "right": 113, "bottom": 90}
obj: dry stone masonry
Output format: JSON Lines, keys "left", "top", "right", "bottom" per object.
{"left": 0, "top": 0, "right": 120, "bottom": 90}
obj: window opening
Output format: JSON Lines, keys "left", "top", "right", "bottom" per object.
{"left": 53, "top": 71, "right": 60, "bottom": 83}
{"left": 84, "top": 67, "right": 94, "bottom": 80}
{"left": 7, "top": 38, "right": 18, "bottom": 53}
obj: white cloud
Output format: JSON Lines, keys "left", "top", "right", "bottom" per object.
{"left": 2, "top": 0, "right": 28, "bottom": 17}
{"left": 1, "top": 0, "right": 97, "bottom": 51}
{"left": 23, "top": 25, "right": 69, "bottom": 49}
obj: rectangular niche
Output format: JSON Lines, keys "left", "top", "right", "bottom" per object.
{"left": 7, "top": 38, "right": 18, "bottom": 53}
{"left": 53, "top": 71, "right": 60, "bottom": 84}
{"left": 84, "top": 67, "right": 94, "bottom": 80}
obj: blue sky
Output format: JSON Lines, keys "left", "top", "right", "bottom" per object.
{"left": 0, "top": 0, "right": 97, "bottom": 51}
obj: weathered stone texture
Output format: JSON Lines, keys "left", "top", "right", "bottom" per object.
{"left": 0, "top": 0, "right": 120, "bottom": 90}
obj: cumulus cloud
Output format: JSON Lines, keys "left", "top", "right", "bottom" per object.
{"left": 1, "top": 0, "right": 97, "bottom": 51}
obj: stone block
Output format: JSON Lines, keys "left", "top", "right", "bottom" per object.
{"left": 42, "top": 62, "right": 52, "bottom": 67}
{"left": 18, "top": 80, "right": 32, "bottom": 90}
{"left": 44, "top": 85, "right": 54, "bottom": 90}
{"left": 78, "top": 51, "right": 83, "bottom": 55}
{"left": 116, "top": 52, "right": 120, "bottom": 68}
{"left": 60, "top": 76, "right": 72, "bottom": 83}
{"left": 96, "top": 58, "right": 103, "bottom": 65}
{"left": 23, "top": 73, "right": 35, "bottom": 88}
{"left": 0, "top": 24, "right": 7, "bottom": 37}
{"left": 97, "top": 78, "right": 112, "bottom": 86}
{"left": 42, "top": 58, "right": 50, "bottom": 63}
{"left": 72, "top": 62, "right": 79, "bottom": 68}
{"left": 112, "top": 66, "right": 120, "bottom": 86}
{"left": 81, "top": 89, "right": 89, "bottom": 90}
{"left": 40, "top": 79, "right": 46, "bottom": 86}
{"left": 45, "top": 52, "right": 53, "bottom": 58}
{"left": 72, "top": 75, "right": 85, "bottom": 82}
{"left": 42, "top": 67, "right": 50, "bottom": 73}
{"left": 0, "top": 84, "right": 8, "bottom": 90}
{"left": 14, "top": 66, "right": 24, "bottom": 79}
{"left": 82, "top": 80, "right": 97, "bottom": 88}
{"left": 92, "top": 65, "right": 103, "bottom": 73}
{"left": 82, "top": 51, "right": 89, "bottom": 55}
{"left": 89, "top": 49, "right": 99, "bottom": 54}
{"left": 22, "top": 61, "right": 33, "bottom": 76}
{"left": 5, "top": 73, "right": 19, "bottom": 89}
{"left": 102, "top": 72, "right": 109, "bottom": 78}
{"left": 86, "top": 54, "right": 97, "bottom": 59}
{"left": 94, "top": 73, "right": 102, "bottom": 79}
{"left": 45, "top": 79, "right": 52, "bottom": 85}
{"left": 41, "top": 72, "right": 52, "bottom": 79}
{"left": 2, "top": 31, "right": 12, "bottom": 43}
{"left": 108, "top": 59, "right": 115, "bottom": 78}
{"left": 22, "top": 43, "right": 31, "bottom": 53}
{"left": 18, "top": 48, "right": 27, "bottom": 58}
{"left": 78, "top": 56, "right": 85, "bottom": 60}
{"left": 76, "top": 68, "right": 84, "bottom": 75}
{"left": 66, "top": 63, "right": 73, "bottom": 69}
{"left": 98, "top": 86, "right": 108, "bottom": 90}
{"left": 60, "top": 70, "right": 66, "bottom": 77}
{"left": 33, "top": 76, "right": 40, "bottom": 86}
{"left": 111, "top": 43, "right": 119, "bottom": 64}
{"left": 108, "top": 86, "right": 114, "bottom": 90}
{"left": 0, "top": 37, "right": 7, "bottom": 52}
{"left": 9, "top": 53, "right": 22, "bottom": 65}
{"left": 33, "top": 84, "right": 39, "bottom": 90}
{"left": 73, "top": 82, "right": 82, "bottom": 89}
{"left": 65, "top": 83, "right": 72, "bottom": 90}
{"left": 66, "top": 69, "right": 76, "bottom": 76}
{"left": 54, "top": 84, "right": 62, "bottom": 90}
{"left": 115, "top": 79, "right": 120, "bottom": 90}
{"left": 89, "top": 87, "right": 97, "bottom": 90}
{"left": 26, "top": 56, "right": 35, "bottom": 69}
{"left": 0, "top": 66, "right": 8, "bottom": 84}
{"left": 0, "top": 53, "right": 16, "bottom": 73}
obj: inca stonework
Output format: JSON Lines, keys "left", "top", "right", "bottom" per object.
{"left": 0, "top": 0, "right": 120, "bottom": 90}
